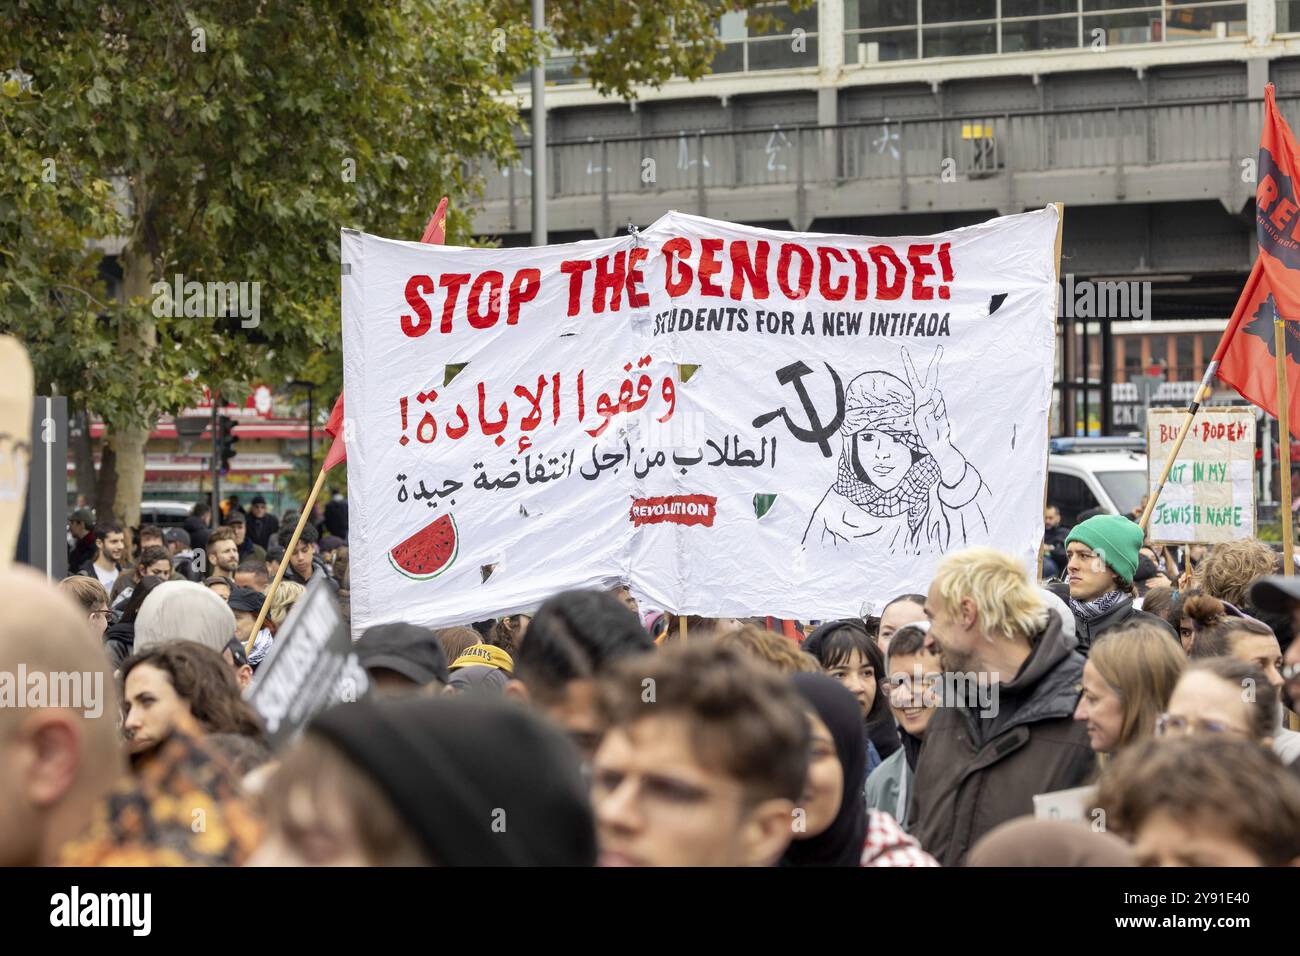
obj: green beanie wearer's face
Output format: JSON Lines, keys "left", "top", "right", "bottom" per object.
{"left": 1064, "top": 514, "right": 1143, "bottom": 597}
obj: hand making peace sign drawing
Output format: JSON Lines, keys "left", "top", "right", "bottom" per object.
{"left": 902, "top": 345, "right": 952, "bottom": 454}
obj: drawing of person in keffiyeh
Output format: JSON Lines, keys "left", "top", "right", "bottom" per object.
{"left": 804, "top": 346, "right": 989, "bottom": 556}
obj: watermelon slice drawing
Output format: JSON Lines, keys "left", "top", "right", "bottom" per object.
{"left": 388, "top": 514, "right": 459, "bottom": 580}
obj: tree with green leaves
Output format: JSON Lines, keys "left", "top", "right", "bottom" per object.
{"left": 0, "top": 0, "right": 805, "bottom": 535}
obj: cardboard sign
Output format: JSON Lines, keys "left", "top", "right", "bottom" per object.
{"left": 1147, "top": 407, "right": 1256, "bottom": 544}
{"left": 0, "top": 336, "right": 34, "bottom": 568}
{"left": 1032, "top": 784, "right": 1098, "bottom": 824}
{"left": 244, "top": 575, "right": 370, "bottom": 748}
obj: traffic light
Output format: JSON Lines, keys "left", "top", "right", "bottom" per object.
{"left": 218, "top": 414, "right": 239, "bottom": 474}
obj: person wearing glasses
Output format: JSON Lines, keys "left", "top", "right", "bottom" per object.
{"left": 1158, "top": 658, "right": 1278, "bottom": 747}
{"left": 56, "top": 575, "right": 113, "bottom": 642}
{"left": 866, "top": 622, "right": 940, "bottom": 831}
{"left": 1249, "top": 574, "right": 1300, "bottom": 730}
{"left": 1181, "top": 593, "right": 1300, "bottom": 764}
{"left": 1073, "top": 621, "right": 1186, "bottom": 760}
{"left": 1094, "top": 735, "right": 1300, "bottom": 867}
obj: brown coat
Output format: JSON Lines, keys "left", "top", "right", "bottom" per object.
{"left": 908, "top": 611, "right": 1096, "bottom": 866}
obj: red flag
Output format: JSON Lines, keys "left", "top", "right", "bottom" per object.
{"left": 321, "top": 197, "right": 451, "bottom": 472}
{"left": 1213, "top": 257, "right": 1300, "bottom": 437}
{"left": 322, "top": 391, "right": 348, "bottom": 472}
{"left": 1257, "top": 85, "right": 1300, "bottom": 321}
{"left": 419, "top": 196, "right": 449, "bottom": 245}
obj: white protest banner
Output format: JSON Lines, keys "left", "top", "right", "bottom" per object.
{"left": 342, "top": 207, "right": 1060, "bottom": 631}
{"left": 0, "top": 336, "right": 34, "bottom": 568}
{"left": 1146, "top": 406, "right": 1256, "bottom": 544}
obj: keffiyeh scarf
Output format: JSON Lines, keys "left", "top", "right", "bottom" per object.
{"left": 1067, "top": 589, "right": 1126, "bottom": 622}
{"left": 834, "top": 433, "right": 940, "bottom": 536}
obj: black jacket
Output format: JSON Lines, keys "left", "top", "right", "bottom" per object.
{"left": 909, "top": 610, "right": 1095, "bottom": 866}
{"left": 172, "top": 549, "right": 203, "bottom": 583}
{"left": 237, "top": 537, "right": 267, "bottom": 563}
{"left": 68, "top": 532, "right": 97, "bottom": 575}
{"left": 284, "top": 556, "right": 339, "bottom": 595}
{"left": 246, "top": 512, "right": 279, "bottom": 550}
{"left": 1046, "top": 582, "right": 1176, "bottom": 653}
{"left": 183, "top": 516, "right": 210, "bottom": 552}
{"left": 76, "top": 558, "right": 120, "bottom": 585}
{"left": 323, "top": 498, "right": 348, "bottom": 540}
{"left": 104, "top": 621, "right": 135, "bottom": 671}
{"left": 1043, "top": 524, "right": 1070, "bottom": 569}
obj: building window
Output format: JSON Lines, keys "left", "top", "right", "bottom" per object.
{"left": 1282, "top": 0, "right": 1300, "bottom": 33}
{"left": 1176, "top": 332, "right": 1195, "bottom": 377}
{"left": 713, "top": 2, "right": 819, "bottom": 74}
{"left": 1164, "top": 3, "right": 1247, "bottom": 41}
{"left": 843, "top": 0, "right": 1244, "bottom": 63}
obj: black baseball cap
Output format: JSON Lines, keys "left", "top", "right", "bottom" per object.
{"left": 1250, "top": 575, "right": 1300, "bottom": 613}
{"left": 251, "top": 495, "right": 267, "bottom": 505}
{"left": 227, "top": 587, "right": 264, "bottom": 613}
{"left": 356, "top": 623, "right": 450, "bottom": 686}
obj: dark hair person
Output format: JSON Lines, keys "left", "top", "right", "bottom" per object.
{"left": 780, "top": 672, "right": 937, "bottom": 867}
{"left": 1094, "top": 735, "right": 1300, "bottom": 866}
{"left": 781, "top": 674, "right": 868, "bottom": 866}
{"left": 102, "top": 575, "right": 166, "bottom": 670}
{"left": 878, "top": 592, "right": 927, "bottom": 649}
{"left": 801, "top": 619, "right": 899, "bottom": 773}
{"left": 1160, "top": 657, "right": 1278, "bottom": 746}
{"left": 253, "top": 697, "right": 596, "bottom": 866}
{"left": 119, "top": 642, "right": 264, "bottom": 756}
{"left": 507, "top": 588, "right": 654, "bottom": 760}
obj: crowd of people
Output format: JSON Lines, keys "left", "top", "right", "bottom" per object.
{"left": 5, "top": 497, "right": 1299, "bottom": 867}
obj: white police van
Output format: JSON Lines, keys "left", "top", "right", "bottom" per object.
{"left": 1047, "top": 437, "right": 1148, "bottom": 526}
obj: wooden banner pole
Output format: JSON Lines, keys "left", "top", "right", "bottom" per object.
{"left": 1041, "top": 202, "right": 1065, "bottom": 582}
{"left": 679, "top": 615, "right": 687, "bottom": 645}
{"left": 1276, "top": 317, "right": 1295, "bottom": 576}
{"left": 245, "top": 463, "right": 329, "bottom": 653}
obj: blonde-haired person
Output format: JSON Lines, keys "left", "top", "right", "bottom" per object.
{"left": 1074, "top": 621, "right": 1186, "bottom": 758}
{"left": 910, "top": 546, "right": 1095, "bottom": 866}
{"left": 266, "top": 581, "right": 305, "bottom": 630}
{"left": 1194, "top": 539, "right": 1278, "bottom": 610}
{"left": 57, "top": 574, "right": 112, "bottom": 642}
{"left": 714, "top": 624, "right": 822, "bottom": 674}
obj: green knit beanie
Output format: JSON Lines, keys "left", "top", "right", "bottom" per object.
{"left": 1065, "top": 514, "right": 1144, "bottom": 585}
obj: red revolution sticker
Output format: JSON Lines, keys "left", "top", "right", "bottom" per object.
{"left": 629, "top": 494, "right": 718, "bottom": 528}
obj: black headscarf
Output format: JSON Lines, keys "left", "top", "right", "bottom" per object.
{"left": 780, "top": 673, "right": 868, "bottom": 867}
{"left": 310, "top": 696, "right": 596, "bottom": 866}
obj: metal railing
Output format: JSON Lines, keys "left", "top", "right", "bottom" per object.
{"left": 480, "top": 95, "right": 1296, "bottom": 210}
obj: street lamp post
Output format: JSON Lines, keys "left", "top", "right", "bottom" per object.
{"left": 289, "top": 380, "right": 316, "bottom": 474}
{"left": 531, "top": 0, "right": 547, "bottom": 245}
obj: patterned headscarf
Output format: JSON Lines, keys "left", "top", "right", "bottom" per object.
{"left": 833, "top": 371, "right": 940, "bottom": 535}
